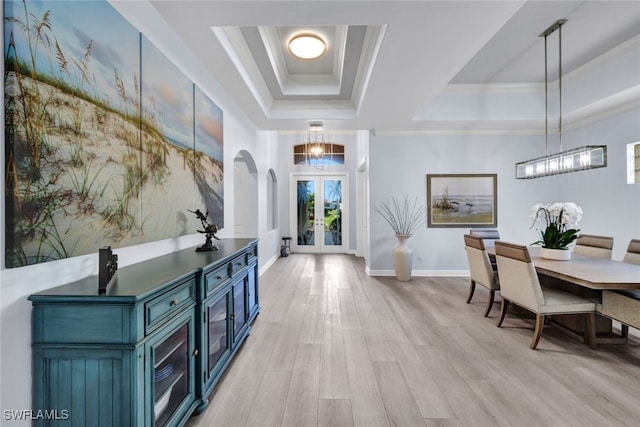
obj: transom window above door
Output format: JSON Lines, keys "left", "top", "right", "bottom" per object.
{"left": 293, "top": 143, "right": 345, "bottom": 166}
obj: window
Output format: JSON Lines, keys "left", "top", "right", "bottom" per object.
{"left": 267, "top": 169, "right": 277, "bottom": 230}
{"left": 627, "top": 142, "right": 640, "bottom": 184}
{"left": 293, "top": 143, "right": 345, "bottom": 166}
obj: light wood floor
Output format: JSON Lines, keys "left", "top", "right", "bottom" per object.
{"left": 187, "top": 254, "right": 640, "bottom": 427}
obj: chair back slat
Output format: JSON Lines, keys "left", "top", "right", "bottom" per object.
{"left": 464, "top": 234, "right": 485, "bottom": 250}
{"left": 494, "top": 241, "right": 531, "bottom": 263}
{"left": 575, "top": 234, "right": 614, "bottom": 249}
{"left": 573, "top": 234, "right": 613, "bottom": 259}
{"left": 623, "top": 239, "right": 640, "bottom": 265}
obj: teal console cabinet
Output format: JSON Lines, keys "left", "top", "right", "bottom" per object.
{"left": 196, "top": 240, "right": 260, "bottom": 409}
{"left": 29, "top": 239, "right": 259, "bottom": 426}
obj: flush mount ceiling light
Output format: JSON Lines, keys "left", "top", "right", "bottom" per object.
{"left": 288, "top": 33, "right": 326, "bottom": 60}
{"left": 515, "top": 19, "right": 607, "bottom": 179}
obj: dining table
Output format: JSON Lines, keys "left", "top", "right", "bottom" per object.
{"left": 487, "top": 246, "right": 640, "bottom": 345}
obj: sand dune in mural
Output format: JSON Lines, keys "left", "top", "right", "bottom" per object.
{"left": 7, "top": 76, "right": 222, "bottom": 264}
{"left": 4, "top": 0, "right": 224, "bottom": 267}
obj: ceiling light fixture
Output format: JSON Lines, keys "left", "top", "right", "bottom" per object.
{"left": 288, "top": 33, "right": 326, "bottom": 60}
{"left": 515, "top": 19, "right": 607, "bottom": 179}
{"left": 304, "top": 120, "right": 326, "bottom": 169}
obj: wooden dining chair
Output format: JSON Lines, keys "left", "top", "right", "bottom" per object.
{"left": 494, "top": 241, "right": 597, "bottom": 349}
{"left": 623, "top": 239, "right": 640, "bottom": 265}
{"left": 463, "top": 234, "right": 500, "bottom": 317}
{"left": 602, "top": 239, "right": 640, "bottom": 340}
{"left": 573, "top": 234, "right": 614, "bottom": 259}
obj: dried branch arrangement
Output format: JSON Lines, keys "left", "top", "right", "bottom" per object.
{"left": 372, "top": 194, "right": 426, "bottom": 236}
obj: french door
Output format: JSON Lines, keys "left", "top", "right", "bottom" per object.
{"left": 291, "top": 174, "right": 348, "bottom": 253}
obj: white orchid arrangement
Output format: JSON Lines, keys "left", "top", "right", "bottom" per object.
{"left": 530, "top": 202, "right": 583, "bottom": 250}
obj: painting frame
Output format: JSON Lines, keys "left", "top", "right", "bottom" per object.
{"left": 427, "top": 174, "right": 497, "bottom": 228}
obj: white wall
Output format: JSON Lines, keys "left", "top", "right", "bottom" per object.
{"left": 368, "top": 32, "right": 640, "bottom": 276}
{"left": 369, "top": 132, "right": 549, "bottom": 274}
{"left": 274, "top": 130, "right": 362, "bottom": 253}
{"left": 0, "top": 0, "right": 269, "bottom": 417}
{"left": 368, "top": 107, "right": 640, "bottom": 274}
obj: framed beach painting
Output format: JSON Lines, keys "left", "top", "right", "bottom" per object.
{"left": 427, "top": 174, "right": 497, "bottom": 228}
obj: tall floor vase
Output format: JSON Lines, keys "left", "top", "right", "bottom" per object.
{"left": 393, "top": 234, "right": 413, "bottom": 281}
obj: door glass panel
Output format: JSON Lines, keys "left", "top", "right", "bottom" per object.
{"left": 297, "top": 180, "right": 315, "bottom": 246}
{"left": 153, "top": 323, "right": 189, "bottom": 426}
{"left": 208, "top": 295, "right": 227, "bottom": 373}
{"left": 324, "top": 180, "right": 342, "bottom": 246}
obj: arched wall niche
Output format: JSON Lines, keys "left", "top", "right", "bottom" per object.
{"left": 233, "top": 150, "right": 258, "bottom": 237}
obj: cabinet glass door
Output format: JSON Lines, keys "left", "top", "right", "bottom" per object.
{"left": 207, "top": 292, "right": 229, "bottom": 374}
{"left": 247, "top": 266, "right": 257, "bottom": 321}
{"left": 233, "top": 279, "right": 246, "bottom": 341}
{"left": 152, "top": 323, "right": 189, "bottom": 426}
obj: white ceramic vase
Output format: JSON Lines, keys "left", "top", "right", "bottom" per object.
{"left": 540, "top": 247, "right": 571, "bottom": 261}
{"left": 393, "top": 234, "right": 414, "bottom": 281}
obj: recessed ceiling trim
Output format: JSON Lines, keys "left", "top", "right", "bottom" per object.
{"left": 269, "top": 100, "right": 358, "bottom": 119}
{"left": 332, "top": 25, "right": 348, "bottom": 87}
{"left": 280, "top": 76, "right": 341, "bottom": 95}
{"left": 259, "top": 25, "right": 347, "bottom": 96}
{"left": 351, "top": 24, "right": 388, "bottom": 115}
{"left": 259, "top": 26, "right": 289, "bottom": 94}
{"left": 213, "top": 21, "right": 388, "bottom": 121}
{"left": 211, "top": 26, "right": 274, "bottom": 117}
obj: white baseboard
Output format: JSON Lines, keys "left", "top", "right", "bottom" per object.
{"left": 259, "top": 253, "right": 279, "bottom": 276}
{"left": 367, "top": 269, "right": 470, "bottom": 277}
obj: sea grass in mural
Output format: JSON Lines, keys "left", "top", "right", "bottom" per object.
{"left": 194, "top": 85, "right": 224, "bottom": 227}
{"left": 4, "top": 0, "right": 224, "bottom": 267}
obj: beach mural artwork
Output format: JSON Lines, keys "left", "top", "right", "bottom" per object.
{"left": 140, "top": 34, "right": 196, "bottom": 242}
{"left": 194, "top": 85, "right": 224, "bottom": 227}
{"left": 4, "top": 0, "right": 224, "bottom": 267}
{"left": 427, "top": 174, "right": 497, "bottom": 228}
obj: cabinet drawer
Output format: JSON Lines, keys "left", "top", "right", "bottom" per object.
{"left": 205, "top": 264, "right": 231, "bottom": 296}
{"left": 145, "top": 279, "right": 195, "bottom": 334}
{"left": 230, "top": 255, "right": 247, "bottom": 276}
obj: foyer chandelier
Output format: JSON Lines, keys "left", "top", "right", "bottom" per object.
{"left": 304, "top": 120, "right": 326, "bottom": 169}
{"left": 515, "top": 19, "right": 607, "bottom": 179}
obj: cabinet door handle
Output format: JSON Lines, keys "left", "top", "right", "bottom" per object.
{"left": 216, "top": 275, "right": 223, "bottom": 280}
{"left": 235, "top": 262, "right": 242, "bottom": 266}
{"left": 170, "top": 299, "right": 179, "bottom": 306}
{"left": 192, "top": 349, "right": 199, "bottom": 356}
{"left": 230, "top": 314, "right": 235, "bottom": 320}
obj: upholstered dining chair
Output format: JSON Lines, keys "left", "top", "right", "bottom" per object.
{"left": 573, "top": 234, "right": 614, "bottom": 259}
{"left": 463, "top": 234, "right": 500, "bottom": 317}
{"left": 604, "top": 239, "right": 640, "bottom": 340}
{"left": 494, "top": 241, "right": 596, "bottom": 350}
{"left": 470, "top": 228, "right": 500, "bottom": 269}
{"left": 623, "top": 239, "right": 640, "bottom": 265}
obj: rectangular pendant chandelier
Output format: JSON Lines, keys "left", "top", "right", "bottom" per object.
{"left": 515, "top": 19, "right": 608, "bottom": 180}
{"left": 515, "top": 145, "right": 607, "bottom": 179}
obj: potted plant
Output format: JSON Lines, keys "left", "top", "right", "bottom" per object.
{"left": 529, "top": 202, "right": 582, "bottom": 260}
{"left": 372, "top": 194, "right": 425, "bottom": 280}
